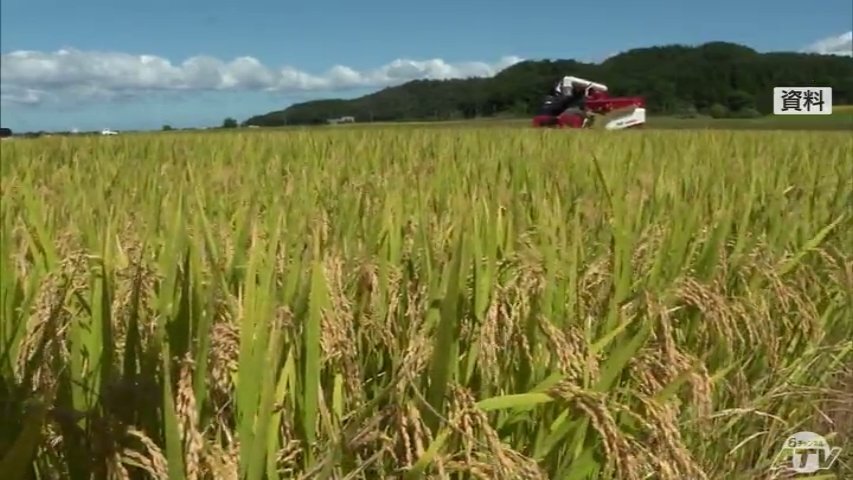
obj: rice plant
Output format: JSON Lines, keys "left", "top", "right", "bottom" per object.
{"left": 1, "top": 128, "right": 851, "bottom": 479}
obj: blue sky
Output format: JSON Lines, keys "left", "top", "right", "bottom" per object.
{"left": 1, "top": 0, "right": 851, "bottom": 132}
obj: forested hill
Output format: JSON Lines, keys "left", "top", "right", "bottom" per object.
{"left": 244, "top": 42, "right": 853, "bottom": 126}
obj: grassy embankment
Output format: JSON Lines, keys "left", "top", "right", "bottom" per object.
{"left": 310, "top": 104, "right": 853, "bottom": 131}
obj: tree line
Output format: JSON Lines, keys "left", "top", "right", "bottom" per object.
{"left": 244, "top": 42, "right": 853, "bottom": 126}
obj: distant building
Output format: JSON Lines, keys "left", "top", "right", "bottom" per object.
{"left": 327, "top": 116, "right": 355, "bottom": 124}
{"left": 101, "top": 128, "right": 119, "bottom": 136}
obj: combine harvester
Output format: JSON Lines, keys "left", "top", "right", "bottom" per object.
{"left": 532, "top": 76, "right": 646, "bottom": 130}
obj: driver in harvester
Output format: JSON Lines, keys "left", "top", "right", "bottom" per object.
{"left": 537, "top": 78, "right": 593, "bottom": 124}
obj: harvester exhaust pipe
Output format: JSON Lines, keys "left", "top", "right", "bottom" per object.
{"left": 559, "top": 76, "right": 608, "bottom": 95}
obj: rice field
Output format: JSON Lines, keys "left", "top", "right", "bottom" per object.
{"left": 1, "top": 128, "right": 851, "bottom": 480}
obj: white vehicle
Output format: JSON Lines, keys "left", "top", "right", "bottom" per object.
{"left": 101, "top": 128, "right": 119, "bottom": 136}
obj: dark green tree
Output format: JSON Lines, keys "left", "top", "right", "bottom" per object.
{"left": 709, "top": 103, "right": 730, "bottom": 118}
{"left": 726, "top": 90, "right": 755, "bottom": 112}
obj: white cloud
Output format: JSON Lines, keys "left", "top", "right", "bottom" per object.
{"left": 801, "top": 31, "right": 852, "bottom": 56}
{"left": 0, "top": 48, "right": 524, "bottom": 106}
{"left": 599, "top": 52, "right": 620, "bottom": 63}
